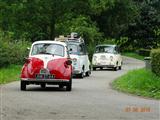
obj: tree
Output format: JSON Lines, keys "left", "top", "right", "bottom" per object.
{"left": 125, "top": 0, "right": 160, "bottom": 49}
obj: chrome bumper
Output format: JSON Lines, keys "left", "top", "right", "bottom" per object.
{"left": 92, "top": 65, "right": 115, "bottom": 68}
{"left": 21, "top": 78, "right": 70, "bottom": 83}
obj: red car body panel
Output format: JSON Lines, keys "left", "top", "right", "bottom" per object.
{"left": 21, "top": 57, "right": 72, "bottom": 80}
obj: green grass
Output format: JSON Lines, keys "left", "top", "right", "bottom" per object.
{"left": 122, "top": 52, "right": 144, "bottom": 60}
{"left": 0, "top": 65, "right": 22, "bottom": 84}
{"left": 112, "top": 68, "right": 160, "bottom": 99}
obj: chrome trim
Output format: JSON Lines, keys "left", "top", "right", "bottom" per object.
{"left": 21, "top": 78, "right": 70, "bottom": 83}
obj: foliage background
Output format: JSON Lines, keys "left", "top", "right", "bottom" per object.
{"left": 151, "top": 49, "right": 160, "bottom": 76}
{"left": 0, "top": 0, "right": 159, "bottom": 67}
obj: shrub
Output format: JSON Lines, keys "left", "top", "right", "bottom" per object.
{"left": 151, "top": 49, "right": 160, "bottom": 76}
{"left": 0, "top": 31, "right": 31, "bottom": 68}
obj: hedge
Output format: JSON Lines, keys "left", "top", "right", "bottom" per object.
{"left": 151, "top": 49, "right": 160, "bottom": 76}
{"left": 0, "top": 40, "right": 31, "bottom": 68}
{"left": 0, "top": 31, "right": 31, "bottom": 68}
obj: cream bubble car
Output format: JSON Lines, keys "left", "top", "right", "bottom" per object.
{"left": 92, "top": 44, "right": 122, "bottom": 71}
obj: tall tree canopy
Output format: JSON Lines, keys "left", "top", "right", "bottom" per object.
{"left": 0, "top": 0, "right": 159, "bottom": 48}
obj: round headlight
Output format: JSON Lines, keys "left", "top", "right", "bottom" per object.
{"left": 72, "top": 58, "right": 77, "bottom": 62}
{"left": 110, "top": 56, "right": 113, "bottom": 61}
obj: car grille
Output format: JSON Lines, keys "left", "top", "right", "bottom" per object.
{"left": 100, "top": 55, "right": 107, "bottom": 60}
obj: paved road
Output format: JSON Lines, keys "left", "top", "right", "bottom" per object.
{"left": 0, "top": 57, "right": 160, "bottom": 120}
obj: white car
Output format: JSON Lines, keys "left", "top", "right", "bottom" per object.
{"left": 92, "top": 44, "right": 122, "bottom": 71}
{"left": 67, "top": 37, "right": 91, "bottom": 78}
{"left": 55, "top": 33, "right": 91, "bottom": 78}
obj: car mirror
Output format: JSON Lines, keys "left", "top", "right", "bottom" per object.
{"left": 27, "top": 47, "right": 30, "bottom": 51}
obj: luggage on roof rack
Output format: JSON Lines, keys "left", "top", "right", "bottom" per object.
{"left": 68, "top": 32, "right": 84, "bottom": 43}
{"left": 55, "top": 35, "right": 68, "bottom": 42}
{"left": 55, "top": 32, "right": 84, "bottom": 43}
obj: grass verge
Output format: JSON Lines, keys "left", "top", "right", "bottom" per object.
{"left": 0, "top": 65, "right": 22, "bottom": 84}
{"left": 112, "top": 68, "right": 160, "bottom": 99}
{"left": 122, "top": 52, "right": 144, "bottom": 60}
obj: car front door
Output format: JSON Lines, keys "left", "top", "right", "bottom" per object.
{"left": 79, "top": 43, "right": 89, "bottom": 72}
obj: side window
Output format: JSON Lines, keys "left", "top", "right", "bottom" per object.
{"left": 79, "top": 44, "right": 86, "bottom": 55}
{"left": 79, "top": 44, "right": 84, "bottom": 55}
{"left": 115, "top": 46, "right": 119, "bottom": 54}
{"left": 83, "top": 44, "right": 87, "bottom": 55}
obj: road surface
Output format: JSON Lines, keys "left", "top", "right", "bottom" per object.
{"left": 0, "top": 57, "right": 159, "bottom": 120}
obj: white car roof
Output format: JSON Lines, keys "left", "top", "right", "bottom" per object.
{"left": 32, "top": 40, "right": 67, "bottom": 46}
{"left": 96, "top": 44, "right": 116, "bottom": 47}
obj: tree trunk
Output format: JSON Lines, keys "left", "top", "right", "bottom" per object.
{"left": 50, "top": 15, "right": 55, "bottom": 40}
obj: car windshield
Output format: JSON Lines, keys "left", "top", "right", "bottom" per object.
{"left": 31, "top": 43, "right": 64, "bottom": 57}
{"left": 68, "top": 44, "right": 79, "bottom": 55}
{"left": 95, "top": 46, "right": 115, "bottom": 53}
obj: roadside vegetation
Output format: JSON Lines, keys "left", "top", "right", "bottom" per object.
{"left": 0, "top": 0, "right": 160, "bottom": 98}
{"left": 112, "top": 68, "right": 160, "bottom": 99}
{"left": 0, "top": 65, "right": 22, "bottom": 84}
{"left": 122, "top": 52, "right": 144, "bottom": 60}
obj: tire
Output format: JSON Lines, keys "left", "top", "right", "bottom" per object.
{"left": 114, "top": 62, "right": 118, "bottom": 71}
{"left": 40, "top": 83, "right": 46, "bottom": 88}
{"left": 79, "top": 67, "right": 85, "bottom": 78}
{"left": 100, "top": 67, "right": 103, "bottom": 70}
{"left": 119, "top": 66, "right": 122, "bottom": 70}
{"left": 86, "top": 66, "right": 91, "bottom": 77}
{"left": 119, "top": 61, "right": 122, "bottom": 70}
{"left": 86, "top": 71, "right": 91, "bottom": 77}
{"left": 21, "top": 81, "right": 26, "bottom": 91}
{"left": 113, "top": 66, "right": 117, "bottom": 71}
{"left": 66, "top": 78, "right": 72, "bottom": 91}
{"left": 93, "top": 67, "right": 96, "bottom": 71}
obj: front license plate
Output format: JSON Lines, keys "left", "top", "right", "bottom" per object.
{"left": 36, "top": 74, "right": 54, "bottom": 79}
{"left": 101, "top": 62, "right": 106, "bottom": 65}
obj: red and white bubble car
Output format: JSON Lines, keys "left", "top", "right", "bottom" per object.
{"left": 20, "top": 40, "right": 72, "bottom": 91}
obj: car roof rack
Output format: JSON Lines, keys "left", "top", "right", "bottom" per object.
{"left": 55, "top": 32, "right": 84, "bottom": 43}
{"left": 55, "top": 35, "right": 68, "bottom": 42}
{"left": 68, "top": 32, "right": 84, "bottom": 43}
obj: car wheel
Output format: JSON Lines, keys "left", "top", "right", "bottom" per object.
{"left": 40, "top": 83, "right": 46, "bottom": 88}
{"left": 21, "top": 81, "right": 26, "bottom": 91}
{"left": 93, "top": 67, "right": 96, "bottom": 71}
{"left": 79, "top": 67, "right": 85, "bottom": 78}
{"left": 113, "top": 67, "right": 117, "bottom": 71}
{"left": 86, "top": 66, "right": 91, "bottom": 77}
{"left": 86, "top": 71, "right": 91, "bottom": 77}
{"left": 114, "top": 62, "right": 119, "bottom": 71}
{"left": 119, "top": 66, "right": 122, "bottom": 70}
{"left": 66, "top": 78, "right": 72, "bottom": 91}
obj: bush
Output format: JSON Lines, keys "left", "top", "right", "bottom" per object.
{"left": 138, "top": 49, "right": 151, "bottom": 56}
{"left": 0, "top": 31, "right": 31, "bottom": 68}
{"left": 151, "top": 49, "right": 160, "bottom": 76}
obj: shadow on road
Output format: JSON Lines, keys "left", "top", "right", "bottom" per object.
{"left": 21, "top": 86, "right": 68, "bottom": 92}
